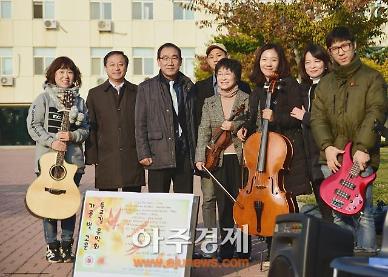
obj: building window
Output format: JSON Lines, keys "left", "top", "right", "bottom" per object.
{"left": 180, "top": 48, "right": 195, "bottom": 78}
{"left": 0, "top": 106, "right": 35, "bottom": 145}
{"left": 133, "top": 48, "right": 154, "bottom": 75}
{"left": 0, "top": 0, "right": 11, "bottom": 19}
{"left": 33, "top": 48, "right": 55, "bottom": 75}
{"left": 0, "top": 48, "right": 12, "bottom": 75}
{"left": 132, "top": 0, "right": 153, "bottom": 20}
{"left": 33, "top": 0, "right": 55, "bottom": 19}
{"left": 173, "top": 0, "right": 194, "bottom": 20}
{"left": 90, "top": 0, "right": 112, "bottom": 20}
{"left": 91, "top": 48, "right": 111, "bottom": 75}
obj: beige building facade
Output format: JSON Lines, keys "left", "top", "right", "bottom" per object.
{"left": 0, "top": 1, "right": 386, "bottom": 145}
{"left": 0, "top": 0, "right": 217, "bottom": 144}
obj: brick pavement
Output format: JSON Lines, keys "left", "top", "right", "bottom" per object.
{"left": 0, "top": 148, "right": 269, "bottom": 277}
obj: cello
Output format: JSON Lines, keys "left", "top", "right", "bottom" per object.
{"left": 233, "top": 73, "right": 297, "bottom": 237}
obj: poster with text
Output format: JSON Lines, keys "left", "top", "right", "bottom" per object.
{"left": 73, "top": 191, "right": 198, "bottom": 277}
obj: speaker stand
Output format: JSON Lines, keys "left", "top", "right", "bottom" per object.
{"left": 259, "top": 248, "right": 269, "bottom": 272}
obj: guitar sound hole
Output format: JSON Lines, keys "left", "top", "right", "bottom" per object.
{"left": 50, "top": 165, "right": 67, "bottom": 180}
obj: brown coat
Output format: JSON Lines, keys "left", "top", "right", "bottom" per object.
{"left": 195, "top": 90, "right": 249, "bottom": 166}
{"left": 85, "top": 80, "right": 145, "bottom": 189}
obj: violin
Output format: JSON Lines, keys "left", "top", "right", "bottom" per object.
{"left": 204, "top": 104, "right": 246, "bottom": 172}
{"left": 233, "top": 74, "right": 296, "bottom": 237}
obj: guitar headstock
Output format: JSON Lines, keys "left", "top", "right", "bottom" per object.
{"left": 62, "top": 90, "right": 75, "bottom": 110}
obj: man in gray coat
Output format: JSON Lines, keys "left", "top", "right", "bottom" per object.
{"left": 135, "top": 43, "right": 196, "bottom": 193}
{"left": 85, "top": 51, "right": 145, "bottom": 191}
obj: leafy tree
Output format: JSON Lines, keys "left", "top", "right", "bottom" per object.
{"left": 365, "top": 46, "right": 388, "bottom": 65}
{"left": 191, "top": 0, "right": 388, "bottom": 81}
{"left": 362, "top": 58, "right": 388, "bottom": 82}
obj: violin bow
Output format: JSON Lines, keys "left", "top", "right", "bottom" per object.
{"left": 241, "top": 141, "right": 246, "bottom": 189}
{"left": 202, "top": 166, "right": 244, "bottom": 209}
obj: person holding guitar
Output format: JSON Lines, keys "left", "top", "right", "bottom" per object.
{"left": 195, "top": 58, "right": 249, "bottom": 262}
{"left": 290, "top": 43, "right": 333, "bottom": 223}
{"left": 238, "top": 43, "right": 311, "bottom": 262}
{"left": 311, "top": 26, "right": 387, "bottom": 254}
{"left": 27, "top": 57, "right": 89, "bottom": 263}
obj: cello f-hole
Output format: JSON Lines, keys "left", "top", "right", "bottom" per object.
{"left": 254, "top": 201, "right": 263, "bottom": 233}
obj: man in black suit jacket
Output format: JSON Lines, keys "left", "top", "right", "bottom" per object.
{"left": 191, "top": 43, "right": 251, "bottom": 258}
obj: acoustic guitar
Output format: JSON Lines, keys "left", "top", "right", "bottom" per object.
{"left": 26, "top": 91, "right": 81, "bottom": 219}
{"left": 320, "top": 142, "right": 376, "bottom": 215}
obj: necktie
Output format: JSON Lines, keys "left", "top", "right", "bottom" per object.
{"left": 169, "top": 80, "right": 182, "bottom": 136}
{"left": 213, "top": 76, "right": 218, "bottom": 95}
{"left": 169, "top": 81, "right": 178, "bottom": 115}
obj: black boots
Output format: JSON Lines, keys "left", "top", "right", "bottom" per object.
{"left": 46, "top": 241, "right": 62, "bottom": 263}
{"left": 60, "top": 239, "right": 75, "bottom": 263}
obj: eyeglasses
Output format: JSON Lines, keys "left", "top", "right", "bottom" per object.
{"left": 216, "top": 72, "right": 233, "bottom": 78}
{"left": 329, "top": 42, "right": 352, "bottom": 55}
{"left": 159, "top": 56, "right": 180, "bottom": 63}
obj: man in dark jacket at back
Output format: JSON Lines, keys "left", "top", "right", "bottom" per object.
{"left": 190, "top": 43, "right": 251, "bottom": 258}
{"left": 135, "top": 43, "right": 196, "bottom": 193}
{"left": 193, "top": 43, "right": 251, "bottom": 125}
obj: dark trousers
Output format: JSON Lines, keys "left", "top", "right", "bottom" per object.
{"left": 214, "top": 154, "right": 251, "bottom": 258}
{"left": 99, "top": 186, "right": 142, "bottom": 192}
{"left": 41, "top": 172, "right": 82, "bottom": 244}
{"left": 311, "top": 180, "right": 333, "bottom": 223}
{"left": 148, "top": 155, "right": 193, "bottom": 193}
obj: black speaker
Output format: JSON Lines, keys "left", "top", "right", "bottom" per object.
{"left": 268, "top": 213, "right": 354, "bottom": 277}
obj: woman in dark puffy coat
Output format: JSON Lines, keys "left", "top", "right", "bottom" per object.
{"left": 290, "top": 43, "right": 333, "bottom": 222}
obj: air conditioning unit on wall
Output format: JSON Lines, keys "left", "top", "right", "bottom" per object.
{"left": 98, "top": 20, "right": 112, "bottom": 32}
{"left": 0, "top": 76, "right": 14, "bottom": 86}
{"left": 44, "top": 19, "right": 57, "bottom": 29}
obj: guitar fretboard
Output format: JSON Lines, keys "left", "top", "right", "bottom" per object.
{"left": 55, "top": 110, "right": 70, "bottom": 166}
{"left": 349, "top": 162, "right": 361, "bottom": 178}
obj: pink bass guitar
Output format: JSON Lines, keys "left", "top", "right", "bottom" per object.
{"left": 320, "top": 142, "right": 376, "bottom": 215}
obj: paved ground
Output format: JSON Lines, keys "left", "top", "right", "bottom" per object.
{"left": 0, "top": 147, "right": 269, "bottom": 277}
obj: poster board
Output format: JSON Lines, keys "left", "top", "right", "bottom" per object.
{"left": 73, "top": 191, "right": 199, "bottom": 277}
